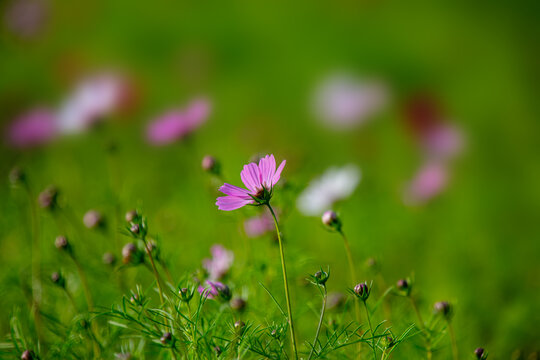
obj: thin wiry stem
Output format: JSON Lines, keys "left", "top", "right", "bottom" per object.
{"left": 448, "top": 321, "right": 458, "bottom": 360}
{"left": 308, "top": 285, "right": 327, "bottom": 360}
{"left": 410, "top": 296, "right": 432, "bottom": 359}
{"left": 363, "top": 301, "right": 378, "bottom": 360}
{"left": 142, "top": 235, "right": 165, "bottom": 304}
{"left": 267, "top": 203, "right": 298, "bottom": 360}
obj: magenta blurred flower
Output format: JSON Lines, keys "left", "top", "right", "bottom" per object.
{"left": 197, "top": 280, "right": 229, "bottom": 300}
{"left": 5, "top": 108, "right": 57, "bottom": 148}
{"left": 146, "top": 98, "right": 211, "bottom": 145}
{"left": 312, "top": 73, "right": 389, "bottom": 130}
{"left": 244, "top": 209, "right": 276, "bottom": 238}
{"left": 403, "top": 162, "right": 448, "bottom": 205}
{"left": 216, "top": 154, "right": 286, "bottom": 211}
{"left": 422, "top": 124, "right": 464, "bottom": 161}
{"left": 202, "top": 244, "right": 234, "bottom": 280}
{"left": 57, "top": 73, "right": 129, "bottom": 134}
{"left": 4, "top": 0, "right": 48, "bottom": 38}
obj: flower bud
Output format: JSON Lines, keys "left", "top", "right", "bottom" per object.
{"left": 322, "top": 210, "right": 341, "bottom": 230}
{"left": 234, "top": 320, "right": 245, "bottom": 335}
{"left": 383, "top": 335, "right": 394, "bottom": 349}
{"left": 122, "top": 243, "right": 142, "bottom": 264}
{"left": 160, "top": 332, "right": 173, "bottom": 345}
{"left": 474, "top": 348, "right": 488, "bottom": 359}
{"left": 202, "top": 155, "right": 219, "bottom": 174}
{"left": 130, "top": 223, "right": 140, "bottom": 235}
{"left": 38, "top": 186, "right": 58, "bottom": 210}
{"left": 353, "top": 282, "right": 370, "bottom": 301}
{"left": 179, "top": 287, "right": 194, "bottom": 303}
{"left": 396, "top": 278, "right": 411, "bottom": 296}
{"left": 125, "top": 210, "right": 138, "bottom": 222}
{"left": 21, "top": 350, "right": 35, "bottom": 360}
{"left": 310, "top": 269, "right": 330, "bottom": 286}
{"left": 433, "top": 301, "right": 452, "bottom": 319}
{"left": 230, "top": 297, "right": 247, "bottom": 311}
{"left": 51, "top": 272, "right": 65, "bottom": 288}
{"left": 9, "top": 166, "right": 25, "bottom": 186}
{"left": 214, "top": 346, "right": 222, "bottom": 356}
{"left": 55, "top": 235, "right": 70, "bottom": 252}
{"left": 83, "top": 210, "right": 103, "bottom": 229}
{"left": 102, "top": 252, "right": 116, "bottom": 266}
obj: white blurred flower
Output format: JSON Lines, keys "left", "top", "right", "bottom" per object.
{"left": 297, "top": 164, "right": 361, "bottom": 216}
{"left": 312, "top": 73, "right": 389, "bottom": 130}
{"left": 57, "top": 73, "right": 127, "bottom": 134}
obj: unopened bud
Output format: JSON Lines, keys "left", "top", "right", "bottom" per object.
{"left": 102, "top": 252, "right": 116, "bottom": 266}
{"left": 396, "top": 278, "right": 411, "bottom": 296}
{"left": 83, "top": 210, "right": 103, "bottom": 229}
{"left": 51, "top": 272, "right": 65, "bottom": 288}
{"left": 475, "top": 348, "right": 488, "bottom": 359}
{"left": 160, "top": 332, "right": 172, "bottom": 345}
{"left": 130, "top": 223, "right": 140, "bottom": 235}
{"left": 21, "top": 350, "right": 35, "bottom": 360}
{"left": 234, "top": 320, "right": 245, "bottom": 335}
{"left": 322, "top": 210, "right": 340, "bottom": 228}
{"left": 179, "top": 287, "right": 194, "bottom": 302}
{"left": 230, "top": 297, "right": 247, "bottom": 311}
{"left": 311, "top": 269, "right": 330, "bottom": 286}
{"left": 434, "top": 301, "right": 452, "bottom": 319}
{"left": 55, "top": 235, "right": 70, "bottom": 251}
{"left": 202, "top": 155, "right": 219, "bottom": 174}
{"left": 122, "top": 243, "right": 139, "bottom": 264}
{"left": 214, "top": 346, "right": 222, "bottom": 356}
{"left": 9, "top": 167, "right": 25, "bottom": 185}
{"left": 125, "top": 210, "right": 137, "bottom": 222}
{"left": 38, "top": 186, "right": 58, "bottom": 209}
{"left": 353, "top": 282, "right": 370, "bottom": 301}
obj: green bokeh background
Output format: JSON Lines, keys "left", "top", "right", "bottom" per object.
{"left": 1, "top": 0, "right": 539, "bottom": 357}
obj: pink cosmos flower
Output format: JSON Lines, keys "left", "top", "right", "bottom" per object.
{"left": 202, "top": 244, "right": 234, "bottom": 280}
{"left": 216, "top": 154, "right": 286, "bottom": 211}
{"left": 244, "top": 209, "right": 276, "bottom": 238}
{"left": 403, "top": 162, "right": 448, "bottom": 205}
{"left": 197, "top": 281, "right": 229, "bottom": 300}
{"left": 5, "top": 108, "right": 58, "bottom": 148}
{"left": 146, "top": 98, "right": 211, "bottom": 145}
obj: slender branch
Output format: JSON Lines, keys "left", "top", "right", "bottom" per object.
{"left": 410, "top": 296, "right": 432, "bottom": 359}
{"left": 308, "top": 286, "right": 327, "bottom": 360}
{"left": 267, "top": 203, "right": 298, "bottom": 360}
{"left": 142, "top": 235, "right": 165, "bottom": 304}
{"left": 448, "top": 321, "right": 458, "bottom": 360}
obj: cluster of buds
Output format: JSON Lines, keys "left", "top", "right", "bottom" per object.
{"left": 83, "top": 210, "right": 104, "bottom": 229}
{"left": 125, "top": 210, "right": 148, "bottom": 239}
{"left": 201, "top": 155, "right": 220, "bottom": 175}
{"left": 321, "top": 210, "right": 342, "bottom": 232}
{"left": 51, "top": 272, "right": 65, "bottom": 288}
{"left": 38, "top": 186, "right": 58, "bottom": 210}
{"left": 433, "top": 301, "right": 453, "bottom": 320}
{"left": 309, "top": 268, "right": 330, "bottom": 286}
{"left": 474, "top": 347, "right": 488, "bottom": 359}
{"left": 352, "top": 282, "right": 371, "bottom": 302}
{"left": 396, "top": 278, "right": 412, "bottom": 297}
{"left": 178, "top": 287, "right": 195, "bottom": 303}
{"left": 122, "top": 243, "right": 144, "bottom": 265}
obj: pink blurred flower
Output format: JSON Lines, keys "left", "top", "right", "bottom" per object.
{"left": 244, "top": 209, "right": 276, "bottom": 238}
{"left": 57, "top": 73, "right": 129, "bottom": 134}
{"left": 312, "top": 73, "right": 389, "bottom": 130}
{"left": 216, "top": 154, "right": 286, "bottom": 211}
{"left": 146, "top": 98, "right": 211, "bottom": 145}
{"left": 5, "top": 108, "right": 57, "bottom": 148}
{"left": 203, "top": 244, "right": 234, "bottom": 280}
{"left": 197, "top": 280, "right": 229, "bottom": 300}
{"left": 403, "top": 162, "right": 448, "bottom": 205}
{"left": 4, "top": 0, "right": 48, "bottom": 38}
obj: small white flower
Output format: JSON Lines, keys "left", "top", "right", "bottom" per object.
{"left": 297, "top": 164, "right": 361, "bottom": 216}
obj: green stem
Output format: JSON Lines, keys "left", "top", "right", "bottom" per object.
{"left": 410, "top": 297, "right": 432, "bottom": 359}
{"left": 339, "top": 230, "right": 362, "bottom": 357}
{"left": 363, "top": 301, "right": 377, "bottom": 360}
{"left": 448, "top": 321, "right": 458, "bottom": 360}
{"left": 308, "top": 286, "right": 327, "bottom": 360}
{"left": 267, "top": 203, "right": 298, "bottom": 360}
{"left": 142, "top": 236, "right": 165, "bottom": 304}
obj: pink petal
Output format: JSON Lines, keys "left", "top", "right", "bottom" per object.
{"left": 272, "top": 160, "right": 286, "bottom": 186}
{"left": 240, "top": 163, "right": 261, "bottom": 192}
{"left": 259, "top": 154, "right": 276, "bottom": 189}
{"left": 216, "top": 196, "right": 253, "bottom": 211}
{"left": 219, "top": 183, "right": 251, "bottom": 199}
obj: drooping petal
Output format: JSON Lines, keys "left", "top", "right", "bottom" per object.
{"left": 272, "top": 160, "right": 286, "bottom": 186}
{"left": 216, "top": 196, "right": 253, "bottom": 211}
{"left": 219, "top": 183, "right": 251, "bottom": 199}
{"left": 240, "top": 163, "right": 261, "bottom": 192}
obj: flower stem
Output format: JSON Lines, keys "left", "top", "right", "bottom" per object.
{"left": 339, "top": 230, "right": 362, "bottom": 356}
{"left": 142, "top": 235, "right": 165, "bottom": 304}
{"left": 308, "top": 286, "right": 327, "bottom": 360}
{"left": 410, "top": 296, "right": 432, "bottom": 359}
{"left": 448, "top": 321, "right": 458, "bottom": 360}
{"left": 267, "top": 203, "right": 298, "bottom": 360}
{"left": 363, "top": 301, "right": 377, "bottom": 360}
